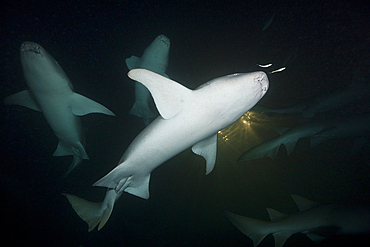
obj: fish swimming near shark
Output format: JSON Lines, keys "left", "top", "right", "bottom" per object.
{"left": 4, "top": 42, "right": 115, "bottom": 177}
{"left": 263, "top": 12, "right": 276, "bottom": 31}
{"left": 63, "top": 68, "right": 269, "bottom": 231}
{"left": 253, "top": 69, "right": 370, "bottom": 118}
{"left": 226, "top": 195, "right": 370, "bottom": 247}
{"left": 126, "top": 34, "right": 170, "bottom": 125}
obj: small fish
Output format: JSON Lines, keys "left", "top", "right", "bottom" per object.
{"left": 263, "top": 12, "right": 276, "bottom": 31}
{"left": 269, "top": 67, "right": 286, "bottom": 74}
{"left": 257, "top": 63, "right": 273, "bottom": 68}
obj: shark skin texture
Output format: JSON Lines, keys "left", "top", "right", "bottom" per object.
{"left": 4, "top": 42, "right": 115, "bottom": 177}
{"left": 126, "top": 34, "right": 171, "bottom": 125}
{"left": 226, "top": 195, "right": 370, "bottom": 247}
{"left": 63, "top": 68, "right": 269, "bottom": 231}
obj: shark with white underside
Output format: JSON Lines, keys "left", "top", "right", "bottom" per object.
{"left": 63, "top": 68, "right": 269, "bottom": 231}
{"left": 126, "top": 34, "right": 170, "bottom": 125}
{"left": 4, "top": 42, "right": 115, "bottom": 177}
{"left": 226, "top": 195, "right": 370, "bottom": 247}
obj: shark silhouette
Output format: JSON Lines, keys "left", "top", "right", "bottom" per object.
{"left": 226, "top": 195, "right": 370, "bottom": 247}
{"left": 239, "top": 113, "right": 370, "bottom": 161}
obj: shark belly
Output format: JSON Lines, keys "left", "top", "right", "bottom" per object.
{"left": 112, "top": 106, "right": 232, "bottom": 188}
{"left": 40, "top": 98, "right": 85, "bottom": 152}
{"left": 5, "top": 42, "right": 115, "bottom": 177}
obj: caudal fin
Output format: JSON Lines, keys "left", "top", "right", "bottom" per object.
{"left": 93, "top": 165, "right": 151, "bottom": 199}
{"left": 225, "top": 210, "right": 271, "bottom": 247}
{"left": 62, "top": 192, "right": 115, "bottom": 231}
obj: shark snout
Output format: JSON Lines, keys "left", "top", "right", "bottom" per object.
{"left": 157, "top": 34, "right": 170, "bottom": 47}
{"left": 255, "top": 72, "right": 269, "bottom": 95}
{"left": 21, "top": 42, "right": 42, "bottom": 56}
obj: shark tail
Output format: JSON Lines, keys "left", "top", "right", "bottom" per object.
{"left": 54, "top": 141, "right": 89, "bottom": 178}
{"left": 225, "top": 210, "right": 271, "bottom": 247}
{"left": 62, "top": 193, "right": 114, "bottom": 231}
{"left": 93, "top": 165, "right": 151, "bottom": 199}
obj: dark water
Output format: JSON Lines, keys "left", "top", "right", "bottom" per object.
{"left": 1, "top": 1, "right": 369, "bottom": 246}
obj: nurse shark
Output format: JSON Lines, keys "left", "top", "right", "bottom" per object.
{"left": 226, "top": 195, "right": 370, "bottom": 247}
{"left": 63, "top": 68, "right": 269, "bottom": 231}
{"left": 126, "top": 34, "right": 170, "bottom": 125}
{"left": 239, "top": 113, "right": 370, "bottom": 161}
{"left": 238, "top": 120, "right": 327, "bottom": 161}
{"left": 4, "top": 42, "right": 115, "bottom": 177}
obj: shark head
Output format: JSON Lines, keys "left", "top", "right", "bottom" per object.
{"left": 156, "top": 34, "right": 170, "bottom": 47}
{"left": 139, "top": 35, "right": 171, "bottom": 73}
{"left": 226, "top": 71, "right": 269, "bottom": 106}
{"left": 20, "top": 41, "right": 55, "bottom": 61}
{"left": 20, "top": 42, "right": 71, "bottom": 90}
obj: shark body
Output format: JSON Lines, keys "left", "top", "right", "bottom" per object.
{"left": 226, "top": 195, "right": 370, "bottom": 247}
{"left": 126, "top": 34, "right": 170, "bottom": 125}
{"left": 238, "top": 120, "right": 327, "bottom": 161}
{"left": 239, "top": 113, "right": 370, "bottom": 161}
{"left": 63, "top": 68, "right": 269, "bottom": 231}
{"left": 4, "top": 42, "right": 115, "bottom": 177}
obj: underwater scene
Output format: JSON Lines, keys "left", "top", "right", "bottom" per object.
{"left": 1, "top": 1, "right": 369, "bottom": 246}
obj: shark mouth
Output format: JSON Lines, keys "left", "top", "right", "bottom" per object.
{"left": 21, "top": 43, "right": 42, "bottom": 56}
{"left": 158, "top": 35, "right": 170, "bottom": 47}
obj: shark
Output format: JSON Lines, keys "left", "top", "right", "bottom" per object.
{"left": 252, "top": 69, "right": 370, "bottom": 118}
{"left": 63, "top": 68, "right": 269, "bottom": 231}
{"left": 238, "top": 120, "right": 327, "bottom": 161}
{"left": 226, "top": 195, "right": 370, "bottom": 247}
{"left": 239, "top": 112, "right": 370, "bottom": 161}
{"left": 4, "top": 42, "right": 115, "bottom": 177}
{"left": 126, "top": 34, "right": 170, "bottom": 125}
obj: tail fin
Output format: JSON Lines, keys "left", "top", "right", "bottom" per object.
{"left": 225, "top": 210, "right": 271, "bottom": 246}
{"left": 62, "top": 190, "right": 120, "bottom": 231}
{"left": 93, "top": 165, "right": 151, "bottom": 199}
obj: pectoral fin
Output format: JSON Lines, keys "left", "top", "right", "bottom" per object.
{"left": 192, "top": 134, "right": 217, "bottom": 175}
{"left": 70, "top": 93, "right": 115, "bottom": 116}
{"left": 4, "top": 90, "right": 41, "bottom": 111}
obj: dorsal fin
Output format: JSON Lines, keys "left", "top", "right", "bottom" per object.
{"left": 266, "top": 208, "right": 287, "bottom": 221}
{"left": 128, "top": 69, "right": 192, "bottom": 119}
{"left": 291, "top": 194, "right": 319, "bottom": 211}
